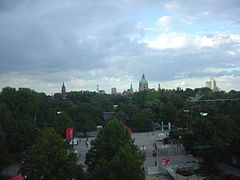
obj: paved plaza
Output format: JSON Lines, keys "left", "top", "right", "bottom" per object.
{"left": 74, "top": 130, "right": 197, "bottom": 179}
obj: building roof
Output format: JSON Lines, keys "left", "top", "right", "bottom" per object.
{"left": 139, "top": 73, "right": 148, "bottom": 84}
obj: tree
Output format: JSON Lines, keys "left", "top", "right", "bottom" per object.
{"left": 0, "top": 139, "right": 11, "bottom": 171}
{"left": 53, "top": 112, "right": 74, "bottom": 137}
{"left": 95, "top": 144, "right": 145, "bottom": 180}
{"left": 22, "top": 128, "right": 84, "bottom": 180}
{"left": 0, "top": 123, "right": 11, "bottom": 171}
{"left": 75, "top": 112, "right": 96, "bottom": 136}
{"left": 128, "top": 109, "right": 154, "bottom": 129}
{"left": 159, "top": 102, "right": 177, "bottom": 124}
{"left": 85, "top": 120, "right": 145, "bottom": 180}
{"left": 9, "top": 118, "right": 39, "bottom": 152}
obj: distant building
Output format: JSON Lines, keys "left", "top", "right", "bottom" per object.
{"left": 111, "top": 87, "right": 117, "bottom": 95}
{"left": 61, "top": 82, "right": 67, "bottom": 97}
{"left": 176, "top": 87, "right": 182, "bottom": 91}
{"left": 158, "top": 83, "right": 161, "bottom": 91}
{"left": 97, "top": 85, "right": 105, "bottom": 94}
{"left": 206, "top": 77, "right": 220, "bottom": 91}
{"left": 98, "top": 90, "right": 105, "bottom": 94}
{"left": 130, "top": 84, "right": 133, "bottom": 93}
{"left": 122, "top": 84, "right": 134, "bottom": 95}
{"left": 139, "top": 73, "right": 148, "bottom": 91}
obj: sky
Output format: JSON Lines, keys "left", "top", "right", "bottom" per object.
{"left": 0, "top": 0, "right": 240, "bottom": 94}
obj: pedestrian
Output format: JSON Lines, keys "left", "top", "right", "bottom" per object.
{"left": 140, "top": 146, "right": 143, "bottom": 154}
{"left": 152, "top": 151, "right": 155, "bottom": 157}
{"left": 143, "top": 145, "right": 146, "bottom": 154}
{"left": 155, "top": 160, "right": 157, "bottom": 166}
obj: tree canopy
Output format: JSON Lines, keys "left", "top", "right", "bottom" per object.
{"left": 85, "top": 119, "right": 145, "bottom": 180}
{"left": 21, "top": 128, "right": 84, "bottom": 180}
{"left": 1, "top": 86, "right": 240, "bottom": 173}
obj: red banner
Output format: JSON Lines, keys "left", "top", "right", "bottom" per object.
{"left": 65, "top": 128, "right": 73, "bottom": 141}
{"left": 162, "top": 158, "right": 170, "bottom": 165}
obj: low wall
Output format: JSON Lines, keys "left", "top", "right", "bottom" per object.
{"left": 167, "top": 169, "right": 206, "bottom": 180}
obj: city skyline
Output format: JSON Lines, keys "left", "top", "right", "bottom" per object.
{"left": 61, "top": 74, "right": 222, "bottom": 95}
{"left": 0, "top": 0, "right": 240, "bottom": 94}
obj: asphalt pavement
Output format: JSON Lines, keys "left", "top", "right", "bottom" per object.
{"left": 74, "top": 130, "right": 197, "bottom": 174}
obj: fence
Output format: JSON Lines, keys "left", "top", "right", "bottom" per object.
{"left": 146, "top": 162, "right": 198, "bottom": 175}
{"left": 141, "top": 145, "right": 185, "bottom": 157}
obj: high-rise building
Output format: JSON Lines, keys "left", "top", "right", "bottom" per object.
{"left": 139, "top": 73, "right": 148, "bottom": 91}
{"left": 206, "top": 77, "right": 219, "bottom": 91}
{"left": 130, "top": 84, "right": 133, "bottom": 93}
{"left": 111, "top": 87, "right": 117, "bottom": 95}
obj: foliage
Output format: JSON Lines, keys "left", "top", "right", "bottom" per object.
{"left": 94, "top": 144, "right": 145, "bottom": 180}
{"left": 85, "top": 119, "right": 145, "bottom": 180}
{"left": 1, "top": 86, "right": 240, "bottom": 173}
{"left": 129, "top": 108, "right": 154, "bottom": 129}
{"left": 22, "top": 128, "right": 84, "bottom": 180}
{"left": 159, "top": 102, "right": 177, "bottom": 124}
{"left": 0, "top": 139, "right": 11, "bottom": 171}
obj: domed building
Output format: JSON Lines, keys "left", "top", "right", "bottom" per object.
{"left": 139, "top": 73, "right": 148, "bottom": 91}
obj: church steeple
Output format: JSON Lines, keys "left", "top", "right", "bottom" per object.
{"left": 139, "top": 73, "right": 148, "bottom": 91}
{"left": 61, "top": 82, "right": 66, "bottom": 95}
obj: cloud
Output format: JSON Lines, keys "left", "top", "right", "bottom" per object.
{"left": 156, "top": 16, "right": 173, "bottom": 31}
{"left": 145, "top": 33, "right": 189, "bottom": 49}
{"left": 164, "top": 0, "right": 240, "bottom": 24}
{"left": 0, "top": 0, "right": 240, "bottom": 93}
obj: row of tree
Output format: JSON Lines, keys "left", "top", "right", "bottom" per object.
{"left": 1, "top": 86, "right": 240, "bottom": 172}
{"left": 21, "top": 119, "right": 144, "bottom": 180}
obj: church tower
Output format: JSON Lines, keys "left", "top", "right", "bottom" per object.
{"left": 139, "top": 73, "right": 148, "bottom": 91}
{"left": 61, "top": 82, "right": 66, "bottom": 96}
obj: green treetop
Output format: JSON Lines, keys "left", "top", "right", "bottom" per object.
{"left": 22, "top": 128, "right": 84, "bottom": 180}
{"left": 85, "top": 119, "right": 145, "bottom": 180}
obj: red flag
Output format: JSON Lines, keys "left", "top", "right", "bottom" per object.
{"left": 65, "top": 128, "right": 73, "bottom": 141}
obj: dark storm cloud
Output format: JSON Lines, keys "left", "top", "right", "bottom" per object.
{"left": 0, "top": 0, "right": 144, "bottom": 75}
{"left": 0, "top": 0, "right": 240, "bottom": 93}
